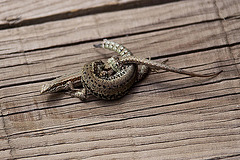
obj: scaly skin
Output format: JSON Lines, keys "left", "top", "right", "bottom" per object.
{"left": 80, "top": 59, "right": 138, "bottom": 100}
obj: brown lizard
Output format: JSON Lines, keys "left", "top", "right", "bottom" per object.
{"left": 41, "top": 39, "right": 149, "bottom": 100}
{"left": 41, "top": 39, "right": 222, "bottom": 100}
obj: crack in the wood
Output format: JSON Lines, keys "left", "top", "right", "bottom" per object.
{"left": 0, "top": 44, "right": 239, "bottom": 91}
{"left": 146, "top": 76, "right": 239, "bottom": 94}
{"left": 6, "top": 131, "right": 240, "bottom": 159}
{"left": 0, "top": 109, "right": 14, "bottom": 158}
{"left": 0, "top": 0, "right": 181, "bottom": 30}
{"left": 172, "top": 86, "right": 240, "bottom": 99}
{"left": 102, "top": 91, "right": 240, "bottom": 118}
{"left": 1, "top": 118, "right": 239, "bottom": 158}
{"left": 0, "top": 51, "right": 229, "bottom": 87}
{"left": 1, "top": 76, "right": 239, "bottom": 120}
{"left": 1, "top": 14, "right": 238, "bottom": 58}
{"left": 1, "top": 75, "right": 238, "bottom": 114}
{"left": 1, "top": 111, "right": 239, "bottom": 143}
{"left": 0, "top": 92, "right": 239, "bottom": 140}
{"left": 207, "top": 153, "right": 240, "bottom": 160}
{"left": 6, "top": 118, "right": 240, "bottom": 150}
{"left": 137, "top": 74, "right": 234, "bottom": 94}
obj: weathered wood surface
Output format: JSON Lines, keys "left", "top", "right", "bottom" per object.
{"left": 0, "top": 0, "right": 240, "bottom": 159}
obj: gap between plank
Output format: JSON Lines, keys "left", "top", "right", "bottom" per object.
{"left": 0, "top": 0, "right": 181, "bottom": 30}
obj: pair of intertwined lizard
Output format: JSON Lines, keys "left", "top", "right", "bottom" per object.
{"left": 40, "top": 39, "right": 222, "bottom": 100}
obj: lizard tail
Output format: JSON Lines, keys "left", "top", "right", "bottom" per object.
{"left": 94, "top": 39, "right": 133, "bottom": 57}
{"left": 121, "top": 56, "right": 222, "bottom": 77}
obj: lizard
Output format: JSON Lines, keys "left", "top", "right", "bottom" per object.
{"left": 40, "top": 39, "right": 150, "bottom": 100}
{"left": 40, "top": 39, "right": 222, "bottom": 100}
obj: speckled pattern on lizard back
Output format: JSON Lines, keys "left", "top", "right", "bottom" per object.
{"left": 80, "top": 59, "right": 138, "bottom": 100}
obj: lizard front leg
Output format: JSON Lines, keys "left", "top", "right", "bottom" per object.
{"left": 65, "top": 81, "right": 87, "bottom": 100}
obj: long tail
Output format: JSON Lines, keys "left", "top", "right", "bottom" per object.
{"left": 121, "top": 56, "right": 222, "bottom": 77}
{"left": 94, "top": 39, "right": 133, "bottom": 57}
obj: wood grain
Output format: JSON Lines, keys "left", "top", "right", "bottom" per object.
{"left": 0, "top": 0, "right": 164, "bottom": 29}
{"left": 0, "top": 0, "right": 240, "bottom": 159}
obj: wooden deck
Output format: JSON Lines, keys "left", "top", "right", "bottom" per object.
{"left": 0, "top": 0, "right": 240, "bottom": 159}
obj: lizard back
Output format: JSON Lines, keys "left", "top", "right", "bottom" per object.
{"left": 81, "top": 60, "right": 138, "bottom": 100}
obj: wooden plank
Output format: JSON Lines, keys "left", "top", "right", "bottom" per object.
{"left": 0, "top": 0, "right": 163, "bottom": 29}
{"left": 1, "top": 0, "right": 238, "bottom": 28}
{"left": 216, "top": 0, "right": 240, "bottom": 19}
{"left": 1, "top": 31, "right": 239, "bottom": 159}
{"left": 2, "top": 96, "right": 240, "bottom": 159}
{"left": 0, "top": 19, "right": 231, "bottom": 91}
{"left": 0, "top": 0, "right": 222, "bottom": 55}
{"left": 0, "top": 109, "right": 12, "bottom": 159}
{"left": 0, "top": 0, "right": 240, "bottom": 159}
{"left": 0, "top": 0, "right": 239, "bottom": 56}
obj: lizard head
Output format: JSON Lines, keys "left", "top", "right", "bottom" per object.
{"left": 40, "top": 83, "right": 55, "bottom": 94}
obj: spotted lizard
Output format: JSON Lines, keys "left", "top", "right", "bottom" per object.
{"left": 40, "top": 39, "right": 149, "bottom": 100}
{"left": 40, "top": 39, "right": 222, "bottom": 100}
